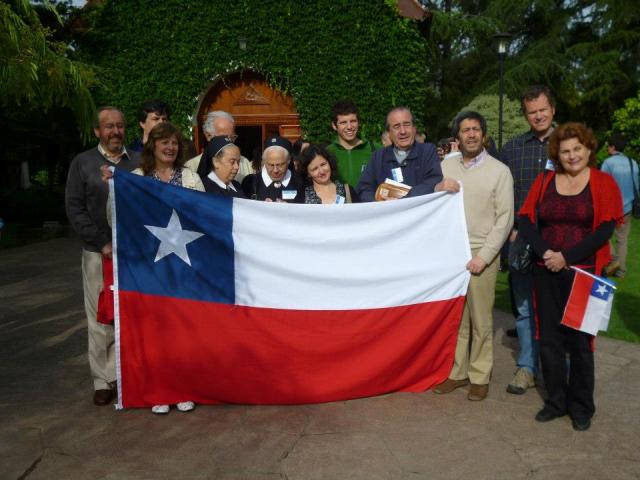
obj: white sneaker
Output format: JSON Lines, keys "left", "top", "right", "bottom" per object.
{"left": 176, "top": 401, "right": 195, "bottom": 412}
{"left": 151, "top": 404, "right": 170, "bottom": 414}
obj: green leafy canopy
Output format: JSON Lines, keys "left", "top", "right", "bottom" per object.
{"left": 0, "top": 0, "right": 97, "bottom": 140}
{"left": 78, "top": 0, "right": 429, "bottom": 143}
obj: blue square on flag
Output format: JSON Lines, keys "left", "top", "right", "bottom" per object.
{"left": 590, "top": 279, "right": 613, "bottom": 301}
{"left": 113, "top": 171, "right": 235, "bottom": 304}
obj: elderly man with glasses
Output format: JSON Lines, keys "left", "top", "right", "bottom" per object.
{"left": 356, "top": 106, "right": 459, "bottom": 201}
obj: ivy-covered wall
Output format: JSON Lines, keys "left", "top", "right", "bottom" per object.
{"left": 79, "top": 0, "right": 428, "bottom": 142}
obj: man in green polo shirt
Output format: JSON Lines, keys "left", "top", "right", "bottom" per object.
{"left": 327, "top": 100, "right": 380, "bottom": 188}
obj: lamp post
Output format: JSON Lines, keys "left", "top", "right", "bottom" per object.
{"left": 493, "top": 32, "right": 512, "bottom": 150}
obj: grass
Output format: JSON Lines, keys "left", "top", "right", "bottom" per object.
{"left": 495, "top": 217, "right": 640, "bottom": 344}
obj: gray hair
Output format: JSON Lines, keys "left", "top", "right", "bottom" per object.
{"left": 203, "top": 110, "right": 235, "bottom": 137}
{"left": 262, "top": 146, "right": 290, "bottom": 164}
{"left": 385, "top": 106, "right": 414, "bottom": 131}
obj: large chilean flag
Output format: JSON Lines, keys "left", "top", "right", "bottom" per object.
{"left": 110, "top": 170, "right": 471, "bottom": 408}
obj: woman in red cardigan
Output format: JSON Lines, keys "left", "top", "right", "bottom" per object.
{"left": 518, "top": 122, "right": 623, "bottom": 431}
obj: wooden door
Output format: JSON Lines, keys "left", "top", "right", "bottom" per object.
{"left": 194, "top": 71, "right": 301, "bottom": 160}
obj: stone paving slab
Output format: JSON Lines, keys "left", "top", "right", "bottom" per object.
{"left": 1, "top": 236, "right": 639, "bottom": 479}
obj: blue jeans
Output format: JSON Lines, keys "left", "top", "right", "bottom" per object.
{"left": 510, "top": 268, "right": 539, "bottom": 375}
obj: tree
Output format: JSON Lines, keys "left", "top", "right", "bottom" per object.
{"left": 0, "top": 0, "right": 97, "bottom": 139}
{"left": 459, "top": 94, "right": 529, "bottom": 144}
{"left": 416, "top": 0, "right": 640, "bottom": 138}
{"left": 611, "top": 91, "right": 640, "bottom": 159}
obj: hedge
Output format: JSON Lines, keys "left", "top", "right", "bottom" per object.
{"left": 79, "top": 0, "right": 429, "bottom": 143}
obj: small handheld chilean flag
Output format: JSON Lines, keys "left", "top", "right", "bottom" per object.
{"left": 561, "top": 267, "right": 615, "bottom": 336}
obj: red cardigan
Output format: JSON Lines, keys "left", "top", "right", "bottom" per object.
{"left": 519, "top": 167, "right": 623, "bottom": 275}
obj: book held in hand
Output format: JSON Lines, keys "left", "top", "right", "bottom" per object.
{"left": 375, "top": 178, "right": 412, "bottom": 201}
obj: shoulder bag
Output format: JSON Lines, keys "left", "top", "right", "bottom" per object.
{"left": 629, "top": 157, "right": 640, "bottom": 219}
{"left": 508, "top": 171, "right": 547, "bottom": 273}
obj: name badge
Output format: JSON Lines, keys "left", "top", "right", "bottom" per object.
{"left": 335, "top": 195, "right": 345, "bottom": 204}
{"left": 545, "top": 159, "right": 556, "bottom": 171}
{"left": 282, "top": 190, "right": 297, "bottom": 200}
{"left": 391, "top": 167, "right": 404, "bottom": 183}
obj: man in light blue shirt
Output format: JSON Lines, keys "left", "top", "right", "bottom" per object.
{"left": 601, "top": 134, "right": 639, "bottom": 278}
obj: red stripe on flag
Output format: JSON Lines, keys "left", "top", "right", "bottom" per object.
{"left": 117, "top": 291, "right": 464, "bottom": 407}
{"left": 562, "top": 272, "right": 592, "bottom": 330}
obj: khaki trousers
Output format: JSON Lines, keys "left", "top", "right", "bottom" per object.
{"left": 82, "top": 250, "right": 116, "bottom": 390}
{"left": 450, "top": 252, "right": 498, "bottom": 385}
{"left": 610, "top": 213, "right": 632, "bottom": 273}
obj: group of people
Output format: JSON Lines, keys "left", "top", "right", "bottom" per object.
{"left": 66, "top": 84, "right": 636, "bottom": 431}
{"left": 431, "top": 86, "right": 629, "bottom": 433}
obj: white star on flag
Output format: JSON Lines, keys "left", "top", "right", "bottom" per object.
{"left": 595, "top": 283, "right": 608, "bottom": 297}
{"left": 145, "top": 210, "right": 204, "bottom": 266}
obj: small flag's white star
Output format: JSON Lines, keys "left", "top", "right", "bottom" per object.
{"left": 595, "top": 283, "right": 608, "bottom": 297}
{"left": 145, "top": 210, "right": 204, "bottom": 266}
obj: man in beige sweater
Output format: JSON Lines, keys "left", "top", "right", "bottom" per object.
{"left": 434, "top": 111, "right": 514, "bottom": 401}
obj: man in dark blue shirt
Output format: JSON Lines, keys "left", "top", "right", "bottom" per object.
{"left": 356, "top": 106, "right": 458, "bottom": 201}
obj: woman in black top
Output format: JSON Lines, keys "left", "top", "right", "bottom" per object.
{"left": 518, "top": 123, "right": 622, "bottom": 432}
{"left": 299, "top": 144, "right": 357, "bottom": 204}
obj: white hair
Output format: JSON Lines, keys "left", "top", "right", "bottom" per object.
{"left": 203, "top": 110, "right": 234, "bottom": 137}
{"left": 261, "top": 145, "right": 290, "bottom": 164}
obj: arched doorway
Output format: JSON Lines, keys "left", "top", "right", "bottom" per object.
{"left": 193, "top": 71, "right": 301, "bottom": 162}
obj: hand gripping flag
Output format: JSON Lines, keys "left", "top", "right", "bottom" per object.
{"left": 110, "top": 170, "right": 471, "bottom": 408}
{"left": 561, "top": 266, "right": 615, "bottom": 336}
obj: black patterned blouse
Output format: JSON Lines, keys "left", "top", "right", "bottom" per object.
{"left": 304, "top": 181, "right": 348, "bottom": 204}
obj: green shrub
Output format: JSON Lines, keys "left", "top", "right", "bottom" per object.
{"left": 78, "top": 0, "right": 429, "bottom": 142}
{"left": 611, "top": 92, "right": 640, "bottom": 159}
{"left": 458, "top": 94, "right": 530, "bottom": 145}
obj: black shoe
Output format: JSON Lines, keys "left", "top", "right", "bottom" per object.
{"left": 535, "top": 407, "right": 565, "bottom": 423}
{"left": 571, "top": 416, "right": 591, "bottom": 431}
{"left": 93, "top": 389, "right": 114, "bottom": 406}
{"left": 506, "top": 328, "right": 518, "bottom": 338}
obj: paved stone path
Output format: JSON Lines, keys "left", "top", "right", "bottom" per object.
{"left": 1, "top": 236, "right": 639, "bottom": 479}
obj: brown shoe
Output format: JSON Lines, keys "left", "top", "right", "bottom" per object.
{"left": 468, "top": 384, "right": 488, "bottom": 401}
{"left": 93, "top": 389, "right": 114, "bottom": 406}
{"left": 433, "top": 378, "right": 469, "bottom": 394}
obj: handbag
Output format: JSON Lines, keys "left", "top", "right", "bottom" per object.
{"left": 508, "top": 234, "right": 533, "bottom": 273}
{"left": 629, "top": 157, "right": 640, "bottom": 219}
{"left": 508, "top": 171, "right": 548, "bottom": 273}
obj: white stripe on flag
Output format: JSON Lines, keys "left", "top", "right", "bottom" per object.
{"left": 232, "top": 191, "right": 471, "bottom": 310}
{"left": 581, "top": 296, "right": 609, "bottom": 335}
{"left": 600, "top": 292, "right": 613, "bottom": 332}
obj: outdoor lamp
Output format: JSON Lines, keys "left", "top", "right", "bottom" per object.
{"left": 493, "top": 32, "right": 512, "bottom": 149}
